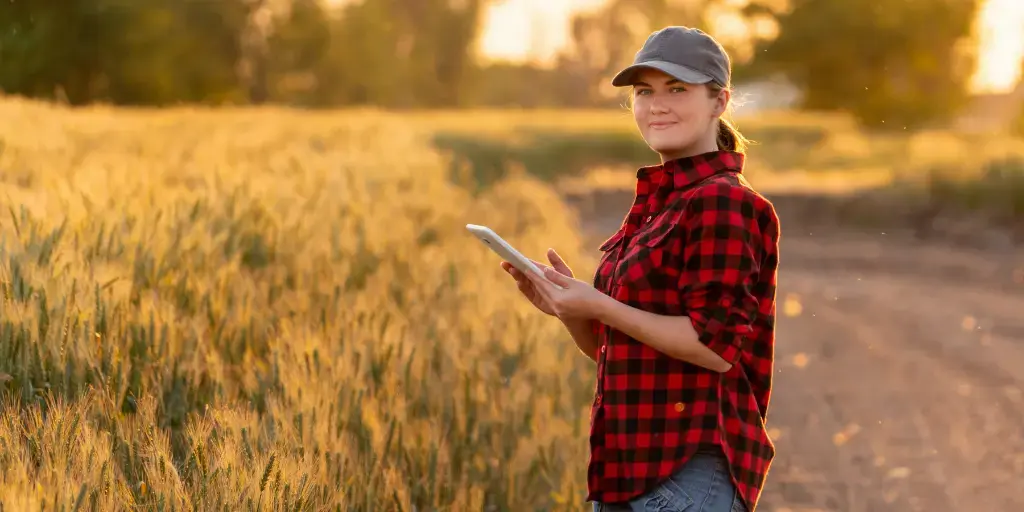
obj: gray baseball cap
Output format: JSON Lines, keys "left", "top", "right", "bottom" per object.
{"left": 611, "top": 26, "right": 730, "bottom": 87}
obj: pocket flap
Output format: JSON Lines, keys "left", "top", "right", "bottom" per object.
{"left": 638, "top": 205, "right": 686, "bottom": 248}
{"left": 639, "top": 223, "right": 675, "bottom": 247}
{"left": 598, "top": 229, "right": 625, "bottom": 251}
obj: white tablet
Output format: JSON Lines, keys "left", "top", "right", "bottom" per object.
{"left": 465, "top": 224, "right": 546, "bottom": 280}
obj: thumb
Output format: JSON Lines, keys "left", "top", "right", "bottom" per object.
{"left": 547, "top": 248, "right": 571, "bottom": 275}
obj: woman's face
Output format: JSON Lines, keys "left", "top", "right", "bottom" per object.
{"left": 630, "top": 68, "right": 727, "bottom": 160}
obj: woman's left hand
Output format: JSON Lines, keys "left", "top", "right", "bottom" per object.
{"left": 525, "top": 249, "right": 610, "bottom": 321}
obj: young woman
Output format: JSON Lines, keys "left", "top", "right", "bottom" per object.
{"left": 501, "top": 26, "right": 780, "bottom": 512}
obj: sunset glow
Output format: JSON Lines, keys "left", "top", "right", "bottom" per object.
{"left": 972, "top": 0, "right": 1024, "bottom": 93}
{"left": 480, "top": 0, "right": 1024, "bottom": 93}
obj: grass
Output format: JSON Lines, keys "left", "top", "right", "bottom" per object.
{"left": 0, "top": 96, "right": 1021, "bottom": 510}
{"left": 427, "top": 109, "right": 844, "bottom": 188}
{"left": 427, "top": 108, "right": 1024, "bottom": 237}
{"left": 923, "top": 156, "right": 1024, "bottom": 220}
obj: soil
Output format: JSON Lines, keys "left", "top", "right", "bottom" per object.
{"left": 565, "top": 189, "right": 1024, "bottom": 512}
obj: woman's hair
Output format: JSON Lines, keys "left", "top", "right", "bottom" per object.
{"left": 625, "top": 82, "right": 751, "bottom": 154}
{"left": 707, "top": 82, "right": 749, "bottom": 154}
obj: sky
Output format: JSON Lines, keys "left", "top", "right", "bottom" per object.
{"left": 479, "top": 0, "right": 1024, "bottom": 94}
{"left": 479, "top": 0, "right": 605, "bottom": 65}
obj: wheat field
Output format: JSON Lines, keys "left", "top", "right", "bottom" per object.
{"left": 2, "top": 96, "right": 1023, "bottom": 512}
{"left": 0, "top": 98, "right": 602, "bottom": 511}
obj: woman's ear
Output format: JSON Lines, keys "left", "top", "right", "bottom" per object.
{"left": 714, "top": 88, "right": 730, "bottom": 117}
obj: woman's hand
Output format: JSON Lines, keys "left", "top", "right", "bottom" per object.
{"left": 522, "top": 249, "right": 610, "bottom": 321}
{"left": 501, "top": 248, "right": 572, "bottom": 316}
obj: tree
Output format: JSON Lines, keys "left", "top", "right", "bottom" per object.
{"left": 324, "top": 0, "right": 491, "bottom": 107}
{"left": 560, "top": 0, "right": 726, "bottom": 105}
{"left": 265, "top": 0, "right": 332, "bottom": 105}
{"left": 743, "top": 0, "right": 982, "bottom": 129}
{"left": 0, "top": 0, "right": 111, "bottom": 104}
{"left": 104, "top": 0, "right": 256, "bottom": 105}
{"left": 0, "top": 0, "right": 259, "bottom": 105}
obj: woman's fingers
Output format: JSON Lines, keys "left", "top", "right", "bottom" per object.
{"left": 547, "top": 248, "right": 573, "bottom": 277}
{"left": 515, "top": 274, "right": 530, "bottom": 290}
{"left": 528, "top": 259, "right": 554, "bottom": 273}
{"left": 502, "top": 262, "right": 524, "bottom": 280}
{"left": 502, "top": 262, "right": 536, "bottom": 296}
{"left": 525, "top": 269, "right": 556, "bottom": 301}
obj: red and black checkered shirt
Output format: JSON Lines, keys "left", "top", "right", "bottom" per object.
{"left": 586, "top": 150, "right": 779, "bottom": 511}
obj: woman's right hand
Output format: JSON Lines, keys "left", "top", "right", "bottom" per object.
{"left": 501, "top": 249, "right": 574, "bottom": 317}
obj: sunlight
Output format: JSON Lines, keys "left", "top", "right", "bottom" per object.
{"left": 479, "top": 0, "right": 1024, "bottom": 93}
{"left": 479, "top": 0, "right": 604, "bottom": 65}
{"left": 972, "top": 0, "right": 1024, "bottom": 93}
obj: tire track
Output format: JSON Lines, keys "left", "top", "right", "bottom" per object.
{"left": 755, "top": 247, "right": 1024, "bottom": 512}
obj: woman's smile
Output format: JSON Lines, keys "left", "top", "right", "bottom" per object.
{"left": 649, "top": 120, "right": 678, "bottom": 129}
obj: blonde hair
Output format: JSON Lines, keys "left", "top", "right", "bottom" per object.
{"left": 625, "top": 82, "right": 751, "bottom": 154}
{"left": 707, "top": 82, "right": 750, "bottom": 154}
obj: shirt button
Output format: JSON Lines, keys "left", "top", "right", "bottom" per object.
{"left": 674, "top": 402, "right": 686, "bottom": 412}
{"left": 645, "top": 215, "right": 653, "bottom": 222}
{"left": 600, "top": 345, "right": 606, "bottom": 353}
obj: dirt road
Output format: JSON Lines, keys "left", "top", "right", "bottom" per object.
{"left": 567, "top": 190, "right": 1024, "bottom": 512}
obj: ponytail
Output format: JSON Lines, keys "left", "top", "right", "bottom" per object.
{"left": 709, "top": 84, "right": 750, "bottom": 154}
{"left": 717, "top": 118, "right": 748, "bottom": 153}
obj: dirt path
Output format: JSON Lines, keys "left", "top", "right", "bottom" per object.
{"left": 567, "top": 191, "right": 1024, "bottom": 512}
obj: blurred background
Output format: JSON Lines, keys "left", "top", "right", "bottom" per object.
{"left": 3, "top": 0, "right": 1023, "bottom": 115}
{"left": 1, "top": 1, "right": 1023, "bottom": 511}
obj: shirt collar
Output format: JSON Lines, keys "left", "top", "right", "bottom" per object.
{"left": 637, "top": 150, "right": 745, "bottom": 190}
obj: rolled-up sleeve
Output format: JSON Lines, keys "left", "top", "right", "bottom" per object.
{"left": 678, "top": 183, "right": 764, "bottom": 365}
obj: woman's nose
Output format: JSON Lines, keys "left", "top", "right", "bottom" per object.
{"left": 649, "top": 97, "right": 670, "bottom": 113}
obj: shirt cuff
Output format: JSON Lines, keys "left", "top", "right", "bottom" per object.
{"left": 687, "top": 304, "right": 752, "bottom": 366}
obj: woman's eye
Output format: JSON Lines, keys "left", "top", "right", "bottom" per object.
{"left": 671, "top": 87, "right": 686, "bottom": 93}
{"left": 636, "top": 89, "right": 651, "bottom": 96}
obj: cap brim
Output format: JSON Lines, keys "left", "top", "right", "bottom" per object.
{"left": 610, "top": 61, "right": 714, "bottom": 87}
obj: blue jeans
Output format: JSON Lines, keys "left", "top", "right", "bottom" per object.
{"left": 591, "top": 450, "right": 748, "bottom": 512}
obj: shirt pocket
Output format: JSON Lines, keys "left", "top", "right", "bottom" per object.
{"left": 597, "top": 228, "right": 625, "bottom": 252}
{"left": 593, "top": 228, "right": 626, "bottom": 293}
{"left": 613, "top": 212, "right": 687, "bottom": 315}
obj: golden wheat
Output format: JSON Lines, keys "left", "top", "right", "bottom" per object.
{"left": 0, "top": 98, "right": 599, "bottom": 511}
{"left": 2, "top": 96, "right": 1022, "bottom": 511}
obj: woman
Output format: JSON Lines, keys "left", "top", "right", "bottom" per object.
{"left": 501, "top": 26, "right": 780, "bottom": 512}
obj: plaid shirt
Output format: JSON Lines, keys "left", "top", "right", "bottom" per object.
{"left": 586, "top": 150, "right": 779, "bottom": 511}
